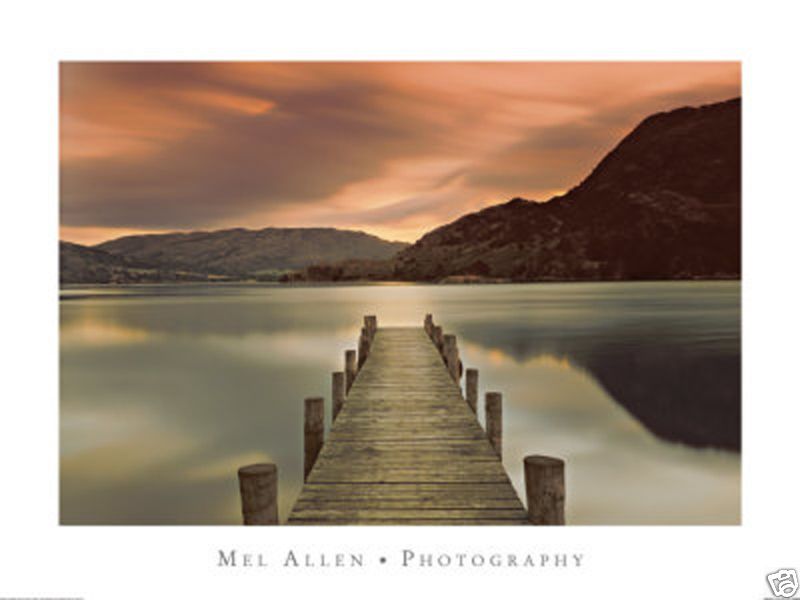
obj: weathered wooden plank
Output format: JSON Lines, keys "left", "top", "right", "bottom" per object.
{"left": 316, "top": 448, "right": 498, "bottom": 460}
{"left": 292, "top": 498, "right": 525, "bottom": 510}
{"left": 311, "top": 456, "right": 506, "bottom": 469}
{"left": 305, "top": 474, "right": 511, "bottom": 481}
{"left": 307, "top": 473, "right": 513, "bottom": 484}
{"left": 297, "top": 482, "right": 522, "bottom": 499}
{"left": 290, "top": 519, "right": 527, "bottom": 525}
{"left": 288, "top": 508, "right": 528, "bottom": 521}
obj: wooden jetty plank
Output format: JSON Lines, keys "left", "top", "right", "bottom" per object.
{"left": 293, "top": 498, "right": 524, "bottom": 510}
{"left": 288, "top": 327, "right": 527, "bottom": 525}
{"left": 297, "top": 483, "right": 522, "bottom": 499}
{"left": 290, "top": 519, "right": 525, "bottom": 526}
{"left": 288, "top": 508, "right": 527, "bottom": 521}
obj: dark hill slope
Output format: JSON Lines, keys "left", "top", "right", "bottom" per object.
{"left": 59, "top": 241, "right": 218, "bottom": 284}
{"left": 394, "top": 98, "right": 741, "bottom": 281}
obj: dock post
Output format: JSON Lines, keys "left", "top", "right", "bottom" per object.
{"left": 238, "top": 463, "right": 278, "bottom": 525}
{"left": 345, "top": 350, "right": 357, "bottom": 393}
{"left": 304, "top": 397, "right": 324, "bottom": 481}
{"left": 364, "top": 315, "right": 377, "bottom": 342}
{"left": 424, "top": 313, "right": 433, "bottom": 337}
{"left": 357, "top": 327, "right": 369, "bottom": 369}
{"left": 485, "top": 392, "right": 502, "bottom": 458}
{"left": 465, "top": 368, "right": 478, "bottom": 413}
{"left": 442, "top": 334, "right": 461, "bottom": 382}
{"left": 442, "top": 333, "right": 454, "bottom": 365}
{"left": 432, "top": 325, "right": 444, "bottom": 355}
{"left": 524, "top": 455, "right": 565, "bottom": 525}
{"left": 332, "top": 371, "right": 345, "bottom": 421}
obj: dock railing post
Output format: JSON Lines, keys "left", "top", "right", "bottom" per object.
{"left": 357, "top": 327, "right": 369, "bottom": 369}
{"left": 432, "top": 325, "right": 444, "bottom": 355}
{"left": 345, "top": 350, "right": 357, "bottom": 393}
{"left": 485, "top": 392, "right": 502, "bottom": 458}
{"left": 332, "top": 371, "right": 345, "bottom": 421}
{"left": 442, "top": 333, "right": 454, "bottom": 365}
{"left": 238, "top": 463, "right": 278, "bottom": 525}
{"left": 524, "top": 455, "right": 565, "bottom": 525}
{"left": 443, "top": 334, "right": 461, "bottom": 383}
{"left": 304, "top": 397, "right": 324, "bottom": 481}
{"left": 465, "top": 368, "right": 478, "bottom": 413}
{"left": 364, "top": 315, "right": 377, "bottom": 342}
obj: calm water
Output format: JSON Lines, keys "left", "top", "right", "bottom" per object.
{"left": 60, "top": 281, "right": 740, "bottom": 525}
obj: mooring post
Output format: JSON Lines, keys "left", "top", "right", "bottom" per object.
{"left": 442, "top": 334, "right": 454, "bottom": 365}
{"left": 357, "top": 327, "right": 369, "bottom": 369}
{"left": 465, "top": 368, "right": 478, "bottom": 413}
{"left": 433, "top": 325, "right": 444, "bottom": 355}
{"left": 424, "top": 313, "right": 433, "bottom": 337}
{"left": 524, "top": 455, "right": 565, "bottom": 525}
{"left": 485, "top": 392, "right": 502, "bottom": 458}
{"left": 238, "top": 463, "right": 278, "bottom": 525}
{"left": 345, "top": 350, "right": 357, "bottom": 393}
{"left": 452, "top": 335, "right": 462, "bottom": 381}
{"left": 443, "top": 334, "right": 461, "bottom": 382}
{"left": 332, "top": 371, "right": 345, "bottom": 421}
{"left": 364, "top": 315, "right": 377, "bottom": 342}
{"left": 304, "top": 397, "right": 324, "bottom": 481}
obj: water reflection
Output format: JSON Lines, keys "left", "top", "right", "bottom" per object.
{"left": 60, "top": 281, "right": 740, "bottom": 525}
{"left": 459, "top": 343, "right": 739, "bottom": 524}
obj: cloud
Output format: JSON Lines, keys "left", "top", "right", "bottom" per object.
{"left": 61, "top": 67, "right": 451, "bottom": 229}
{"left": 60, "top": 62, "right": 740, "bottom": 242}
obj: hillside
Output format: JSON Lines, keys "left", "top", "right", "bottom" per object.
{"left": 95, "top": 227, "right": 408, "bottom": 277}
{"left": 59, "top": 241, "right": 220, "bottom": 284}
{"left": 392, "top": 98, "right": 741, "bottom": 281}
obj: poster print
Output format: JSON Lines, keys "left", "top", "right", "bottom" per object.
{"left": 59, "top": 62, "right": 740, "bottom": 527}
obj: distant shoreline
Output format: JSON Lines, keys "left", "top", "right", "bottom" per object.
{"left": 60, "top": 275, "right": 741, "bottom": 289}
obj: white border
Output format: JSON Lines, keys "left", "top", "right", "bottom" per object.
{"left": 2, "top": 1, "right": 799, "bottom": 598}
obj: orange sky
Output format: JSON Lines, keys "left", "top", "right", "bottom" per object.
{"left": 60, "top": 62, "right": 740, "bottom": 245}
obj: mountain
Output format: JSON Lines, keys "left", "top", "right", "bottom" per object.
{"left": 59, "top": 241, "right": 220, "bottom": 284}
{"left": 94, "top": 227, "right": 408, "bottom": 278}
{"left": 393, "top": 98, "right": 741, "bottom": 281}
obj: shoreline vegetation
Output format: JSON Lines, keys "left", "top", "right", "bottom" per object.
{"left": 59, "top": 274, "right": 741, "bottom": 289}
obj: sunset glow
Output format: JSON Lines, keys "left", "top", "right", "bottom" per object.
{"left": 60, "top": 62, "right": 740, "bottom": 245}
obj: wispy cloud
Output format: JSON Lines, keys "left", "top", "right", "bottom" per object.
{"left": 60, "top": 62, "right": 740, "bottom": 244}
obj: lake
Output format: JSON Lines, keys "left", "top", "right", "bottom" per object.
{"left": 60, "top": 281, "right": 740, "bottom": 525}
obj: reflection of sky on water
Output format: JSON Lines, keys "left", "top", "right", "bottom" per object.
{"left": 60, "top": 281, "right": 740, "bottom": 525}
{"left": 461, "top": 343, "right": 739, "bottom": 524}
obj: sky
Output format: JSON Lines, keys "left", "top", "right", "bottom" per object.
{"left": 60, "top": 62, "right": 740, "bottom": 245}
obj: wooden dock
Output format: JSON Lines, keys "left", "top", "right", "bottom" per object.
{"left": 237, "top": 315, "right": 566, "bottom": 526}
{"left": 288, "top": 326, "right": 527, "bottom": 525}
